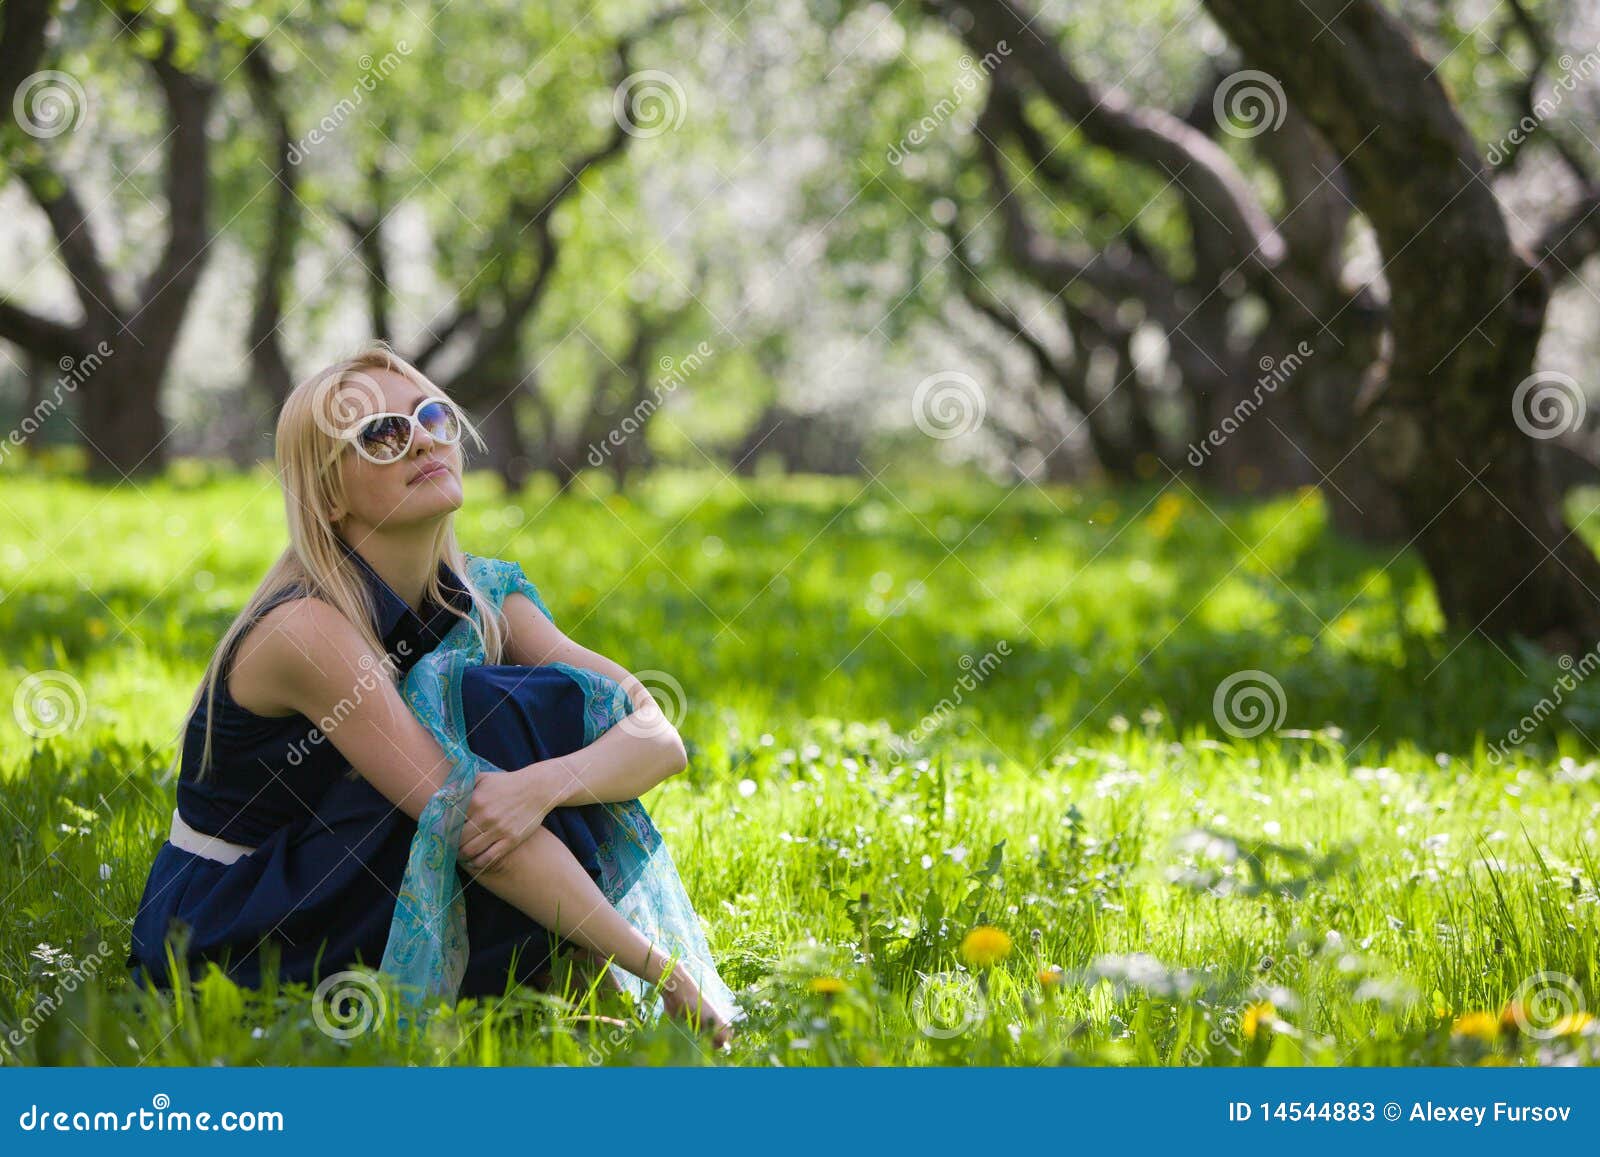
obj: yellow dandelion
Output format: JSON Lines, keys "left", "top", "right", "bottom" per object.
{"left": 960, "top": 925, "right": 1012, "bottom": 969}
{"left": 1144, "top": 493, "right": 1187, "bottom": 538}
{"left": 1451, "top": 1011, "right": 1500, "bottom": 1045}
{"left": 86, "top": 617, "right": 107, "bottom": 640}
{"left": 1241, "top": 1001, "right": 1276, "bottom": 1041}
{"left": 807, "top": 976, "right": 847, "bottom": 996}
{"left": 1037, "top": 966, "right": 1063, "bottom": 988}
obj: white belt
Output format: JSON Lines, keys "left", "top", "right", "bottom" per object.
{"left": 169, "top": 807, "right": 258, "bottom": 865}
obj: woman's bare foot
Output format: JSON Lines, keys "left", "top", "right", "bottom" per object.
{"left": 657, "top": 962, "right": 734, "bottom": 1049}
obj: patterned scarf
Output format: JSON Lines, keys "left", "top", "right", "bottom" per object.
{"left": 376, "top": 554, "right": 740, "bottom": 1027}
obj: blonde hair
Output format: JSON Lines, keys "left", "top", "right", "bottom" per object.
{"left": 187, "top": 339, "right": 507, "bottom": 781}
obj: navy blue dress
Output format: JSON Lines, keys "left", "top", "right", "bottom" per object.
{"left": 127, "top": 545, "right": 614, "bottom": 998}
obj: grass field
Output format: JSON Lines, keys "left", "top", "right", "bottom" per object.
{"left": 2, "top": 465, "right": 1598, "bottom": 1065}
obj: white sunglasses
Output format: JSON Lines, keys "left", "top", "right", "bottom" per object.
{"left": 343, "top": 397, "right": 464, "bottom": 465}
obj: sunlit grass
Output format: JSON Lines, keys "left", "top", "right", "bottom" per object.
{"left": 1, "top": 465, "right": 1597, "bottom": 1065}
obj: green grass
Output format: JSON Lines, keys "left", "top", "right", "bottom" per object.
{"left": 2, "top": 465, "right": 1598, "bottom": 1065}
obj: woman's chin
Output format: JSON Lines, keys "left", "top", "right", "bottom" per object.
{"left": 393, "top": 479, "right": 464, "bottom": 521}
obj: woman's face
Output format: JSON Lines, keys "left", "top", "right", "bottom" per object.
{"left": 331, "top": 368, "right": 465, "bottom": 532}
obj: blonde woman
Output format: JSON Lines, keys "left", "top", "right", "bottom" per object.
{"left": 127, "top": 341, "right": 733, "bottom": 1046}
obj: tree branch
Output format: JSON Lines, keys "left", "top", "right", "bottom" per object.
{"left": 933, "top": 0, "right": 1283, "bottom": 266}
{"left": 13, "top": 164, "right": 123, "bottom": 331}
{"left": 1495, "top": 0, "right": 1594, "bottom": 183}
{"left": 0, "top": 0, "right": 55, "bottom": 125}
{"left": 0, "top": 298, "right": 85, "bottom": 359}
{"left": 242, "top": 40, "right": 299, "bottom": 406}
{"left": 129, "top": 18, "right": 216, "bottom": 353}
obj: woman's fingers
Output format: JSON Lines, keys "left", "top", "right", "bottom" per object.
{"left": 472, "top": 840, "right": 506, "bottom": 873}
{"left": 460, "top": 801, "right": 537, "bottom": 867}
{"left": 460, "top": 829, "right": 489, "bottom": 860}
{"left": 460, "top": 807, "right": 504, "bottom": 860}
{"left": 457, "top": 838, "right": 505, "bottom": 870}
{"left": 462, "top": 817, "right": 534, "bottom": 862}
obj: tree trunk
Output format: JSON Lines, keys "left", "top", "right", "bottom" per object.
{"left": 242, "top": 43, "right": 299, "bottom": 412}
{"left": 0, "top": 13, "right": 213, "bottom": 482}
{"left": 1203, "top": 0, "right": 1600, "bottom": 649}
{"left": 79, "top": 357, "right": 166, "bottom": 480}
{"left": 20, "top": 348, "right": 48, "bottom": 460}
{"left": 476, "top": 389, "right": 532, "bottom": 494}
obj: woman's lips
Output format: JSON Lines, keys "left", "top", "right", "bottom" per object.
{"left": 409, "top": 461, "right": 451, "bottom": 485}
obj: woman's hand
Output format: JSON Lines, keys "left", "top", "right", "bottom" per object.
{"left": 498, "top": 593, "right": 689, "bottom": 800}
{"left": 459, "top": 763, "right": 563, "bottom": 874}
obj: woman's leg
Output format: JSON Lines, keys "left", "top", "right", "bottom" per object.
{"left": 468, "top": 824, "right": 731, "bottom": 1044}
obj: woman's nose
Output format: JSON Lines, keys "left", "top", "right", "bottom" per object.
{"left": 410, "top": 419, "right": 436, "bottom": 455}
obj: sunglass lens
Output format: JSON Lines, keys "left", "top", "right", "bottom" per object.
{"left": 417, "top": 400, "right": 461, "bottom": 444}
{"left": 358, "top": 415, "right": 411, "bottom": 461}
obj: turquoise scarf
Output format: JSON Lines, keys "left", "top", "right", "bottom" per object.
{"left": 376, "top": 554, "right": 740, "bottom": 1027}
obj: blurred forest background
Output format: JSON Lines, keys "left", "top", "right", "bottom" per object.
{"left": 3, "top": 0, "right": 1600, "bottom": 652}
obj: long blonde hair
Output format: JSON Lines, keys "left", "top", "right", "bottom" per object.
{"left": 188, "top": 339, "right": 508, "bottom": 780}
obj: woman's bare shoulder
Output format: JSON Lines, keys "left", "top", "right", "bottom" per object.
{"left": 228, "top": 596, "right": 370, "bottom": 716}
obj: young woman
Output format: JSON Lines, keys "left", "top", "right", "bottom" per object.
{"left": 126, "top": 341, "right": 733, "bottom": 1046}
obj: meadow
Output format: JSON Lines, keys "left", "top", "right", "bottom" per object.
{"left": 1, "top": 465, "right": 1597, "bottom": 1066}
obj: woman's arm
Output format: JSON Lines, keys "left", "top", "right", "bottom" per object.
{"left": 497, "top": 590, "right": 689, "bottom": 808}
{"left": 230, "top": 597, "right": 454, "bottom": 822}
{"left": 232, "top": 598, "right": 551, "bottom": 870}
{"left": 227, "top": 597, "right": 668, "bottom": 987}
